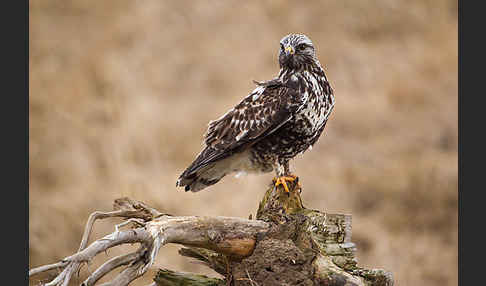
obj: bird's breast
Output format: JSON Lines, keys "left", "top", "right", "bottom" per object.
{"left": 292, "top": 72, "right": 331, "bottom": 135}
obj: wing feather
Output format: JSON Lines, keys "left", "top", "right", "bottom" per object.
{"left": 181, "top": 80, "right": 305, "bottom": 176}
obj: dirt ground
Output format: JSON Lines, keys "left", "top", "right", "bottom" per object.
{"left": 29, "top": 1, "right": 457, "bottom": 285}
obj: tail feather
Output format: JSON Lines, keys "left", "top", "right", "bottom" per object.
{"left": 177, "top": 159, "right": 227, "bottom": 192}
{"left": 179, "top": 176, "right": 223, "bottom": 192}
{"left": 176, "top": 164, "right": 225, "bottom": 192}
{"left": 177, "top": 147, "right": 254, "bottom": 192}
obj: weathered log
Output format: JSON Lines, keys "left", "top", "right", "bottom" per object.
{"left": 29, "top": 199, "right": 268, "bottom": 286}
{"left": 171, "top": 180, "right": 394, "bottom": 286}
{"left": 29, "top": 180, "right": 393, "bottom": 286}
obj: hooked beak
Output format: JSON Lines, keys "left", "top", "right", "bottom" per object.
{"left": 284, "top": 45, "right": 295, "bottom": 56}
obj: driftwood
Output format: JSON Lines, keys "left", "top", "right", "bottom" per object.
{"left": 29, "top": 180, "right": 394, "bottom": 286}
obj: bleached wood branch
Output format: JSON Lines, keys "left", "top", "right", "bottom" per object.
{"left": 30, "top": 183, "right": 394, "bottom": 286}
{"left": 29, "top": 197, "right": 269, "bottom": 286}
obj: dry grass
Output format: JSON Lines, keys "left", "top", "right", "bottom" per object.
{"left": 29, "top": 1, "right": 457, "bottom": 285}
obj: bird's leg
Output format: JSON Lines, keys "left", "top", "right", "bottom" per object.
{"left": 283, "top": 160, "right": 291, "bottom": 175}
{"left": 283, "top": 161, "right": 302, "bottom": 192}
{"left": 272, "top": 160, "right": 301, "bottom": 194}
{"left": 285, "top": 161, "right": 301, "bottom": 189}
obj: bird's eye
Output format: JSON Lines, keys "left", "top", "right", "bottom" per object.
{"left": 297, "top": 44, "right": 306, "bottom": 51}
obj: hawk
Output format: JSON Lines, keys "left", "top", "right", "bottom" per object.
{"left": 176, "top": 34, "right": 335, "bottom": 193}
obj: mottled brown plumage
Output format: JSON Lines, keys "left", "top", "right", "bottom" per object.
{"left": 177, "top": 34, "right": 334, "bottom": 192}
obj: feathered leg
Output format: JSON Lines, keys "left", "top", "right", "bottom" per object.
{"left": 272, "top": 160, "right": 301, "bottom": 193}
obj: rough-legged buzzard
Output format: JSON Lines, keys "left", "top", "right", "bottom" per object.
{"left": 177, "top": 34, "right": 335, "bottom": 193}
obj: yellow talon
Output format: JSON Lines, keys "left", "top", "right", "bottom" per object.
{"left": 273, "top": 175, "right": 301, "bottom": 193}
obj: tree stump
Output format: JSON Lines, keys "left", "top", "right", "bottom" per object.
{"left": 158, "top": 181, "right": 394, "bottom": 286}
{"left": 29, "top": 180, "right": 393, "bottom": 286}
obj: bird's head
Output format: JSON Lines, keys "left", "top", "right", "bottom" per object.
{"left": 278, "top": 34, "right": 318, "bottom": 71}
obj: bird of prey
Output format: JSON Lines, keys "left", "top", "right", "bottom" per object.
{"left": 176, "top": 33, "right": 335, "bottom": 193}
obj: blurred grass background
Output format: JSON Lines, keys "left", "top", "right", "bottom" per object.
{"left": 29, "top": 0, "right": 457, "bottom": 285}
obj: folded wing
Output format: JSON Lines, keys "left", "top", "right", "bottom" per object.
{"left": 177, "top": 80, "right": 305, "bottom": 187}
